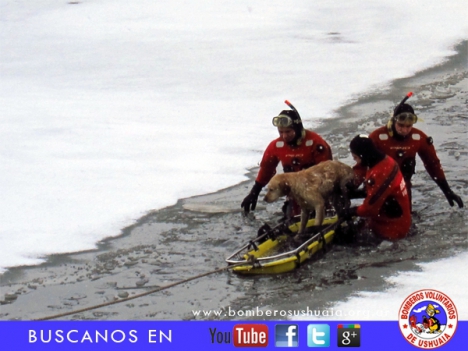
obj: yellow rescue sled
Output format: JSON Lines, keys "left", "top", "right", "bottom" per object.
{"left": 225, "top": 216, "right": 346, "bottom": 275}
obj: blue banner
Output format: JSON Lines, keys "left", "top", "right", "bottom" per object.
{"left": 0, "top": 321, "right": 465, "bottom": 350}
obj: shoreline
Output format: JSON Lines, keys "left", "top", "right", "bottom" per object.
{"left": 1, "top": 41, "right": 466, "bottom": 320}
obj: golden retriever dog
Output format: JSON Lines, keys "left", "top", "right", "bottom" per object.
{"left": 263, "top": 160, "right": 354, "bottom": 234}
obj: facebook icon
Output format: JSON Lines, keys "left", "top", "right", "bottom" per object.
{"left": 275, "top": 324, "right": 299, "bottom": 347}
{"left": 307, "top": 324, "right": 330, "bottom": 347}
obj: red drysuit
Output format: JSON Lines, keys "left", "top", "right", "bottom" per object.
{"left": 355, "top": 155, "right": 411, "bottom": 240}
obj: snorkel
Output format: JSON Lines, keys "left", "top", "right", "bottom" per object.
{"left": 284, "top": 100, "right": 297, "bottom": 111}
{"left": 396, "top": 92, "right": 413, "bottom": 110}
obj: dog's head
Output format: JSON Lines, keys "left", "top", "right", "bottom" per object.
{"left": 263, "top": 174, "right": 291, "bottom": 203}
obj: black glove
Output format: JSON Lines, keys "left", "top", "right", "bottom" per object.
{"left": 241, "top": 181, "right": 263, "bottom": 214}
{"left": 436, "top": 179, "right": 464, "bottom": 208}
{"left": 342, "top": 206, "right": 358, "bottom": 220}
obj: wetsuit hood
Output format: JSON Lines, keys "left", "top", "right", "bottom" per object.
{"left": 276, "top": 109, "right": 305, "bottom": 146}
{"left": 350, "top": 134, "right": 386, "bottom": 168}
{"left": 393, "top": 103, "right": 415, "bottom": 117}
{"left": 387, "top": 102, "right": 417, "bottom": 139}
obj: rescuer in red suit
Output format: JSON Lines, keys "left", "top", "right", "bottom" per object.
{"left": 241, "top": 101, "right": 332, "bottom": 218}
{"left": 368, "top": 96, "right": 463, "bottom": 210}
{"left": 344, "top": 135, "right": 412, "bottom": 241}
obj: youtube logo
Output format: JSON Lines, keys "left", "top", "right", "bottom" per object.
{"left": 233, "top": 324, "right": 268, "bottom": 347}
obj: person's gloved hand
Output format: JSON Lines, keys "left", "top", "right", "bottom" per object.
{"left": 241, "top": 181, "right": 263, "bottom": 214}
{"left": 442, "top": 189, "right": 463, "bottom": 208}
{"left": 436, "top": 179, "right": 464, "bottom": 208}
{"left": 342, "top": 206, "right": 358, "bottom": 220}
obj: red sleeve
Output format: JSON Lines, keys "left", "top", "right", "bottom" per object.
{"left": 416, "top": 133, "right": 446, "bottom": 181}
{"left": 256, "top": 141, "right": 280, "bottom": 186}
{"left": 356, "top": 158, "right": 396, "bottom": 217}
{"left": 357, "top": 175, "right": 383, "bottom": 217}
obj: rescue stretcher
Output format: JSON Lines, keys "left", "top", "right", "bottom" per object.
{"left": 225, "top": 215, "right": 346, "bottom": 275}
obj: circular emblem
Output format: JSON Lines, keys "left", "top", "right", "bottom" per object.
{"left": 399, "top": 289, "right": 458, "bottom": 349}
